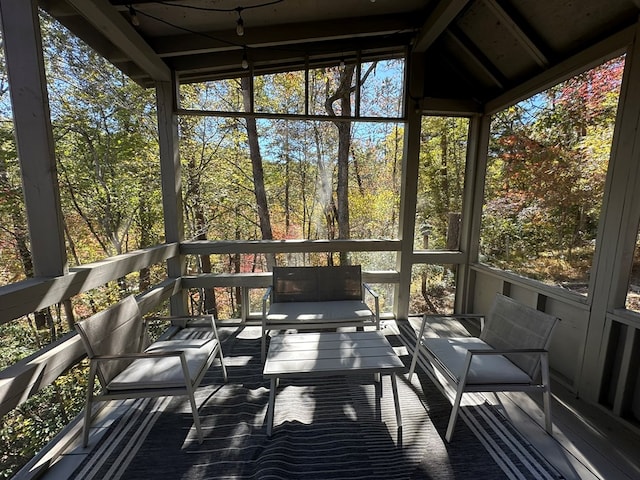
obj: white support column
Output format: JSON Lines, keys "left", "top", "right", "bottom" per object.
{"left": 394, "top": 54, "right": 424, "bottom": 320}
{"left": 156, "top": 76, "right": 187, "bottom": 314}
{"left": 456, "top": 114, "right": 491, "bottom": 312}
{"left": 0, "top": 0, "right": 67, "bottom": 277}
{"left": 579, "top": 23, "right": 640, "bottom": 401}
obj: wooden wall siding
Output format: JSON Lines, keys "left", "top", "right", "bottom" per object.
{"left": 470, "top": 265, "right": 592, "bottom": 393}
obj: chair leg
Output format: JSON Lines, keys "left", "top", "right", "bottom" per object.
{"left": 543, "top": 389, "right": 552, "bottom": 433}
{"left": 541, "top": 352, "right": 553, "bottom": 435}
{"left": 408, "top": 346, "right": 419, "bottom": 382}
{"left": 82, "top": 362, "right": 98, "bottom": 447}
{"left": 181, "top": 355, "right": 204, "bottom": 444}
{"left": 218, "top": 348, "right": 228, "bottom": 382}
{"left": 445, "top": 381, "right": 466, "bottom": 442}
{"left": 408, "top": 315, "right": 428, "bottom": 382}
{"left": 187, "top": 390, "right": 204, "bottom": 444}
{"left": 446, "top": 351, "right": 473, "bottom": 442}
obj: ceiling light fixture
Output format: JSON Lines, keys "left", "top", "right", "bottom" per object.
{"left": 236, "top": 8, "right": 245, "bottom": 36}
{"left": 241, "top": 49, "right": 249, "bottom": 69}
{"left": 128, "top": 5, "right": 140, "bottom": 26}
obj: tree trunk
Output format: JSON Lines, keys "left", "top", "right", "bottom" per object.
{"left": 325, "top": 64, "right": 356, "bottom": 265}
{"left": 446, "top": 213, "right": 461, "bottom": 250}
{"left": 241, "top": 76, "right": 276, "bottom": 270}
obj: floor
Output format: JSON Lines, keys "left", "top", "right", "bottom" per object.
{"left": 17, "top": 318, "right": 640, "bottom": 480}
{"left": 404, "top": 315, "right": 640, "bottom": 480}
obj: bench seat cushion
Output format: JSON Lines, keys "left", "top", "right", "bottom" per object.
{"left": 267, "top": 300, "right": 373, "bottom": 324}
{"left": 423, "top": 337, "right": 532, "bottom": 385}
{"left": 107, "top": 335, "right": 218, "bottom": 390}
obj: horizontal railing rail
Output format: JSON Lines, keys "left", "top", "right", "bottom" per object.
{"left": 180, "top": 238, "right": 402, "bottom": 254}
{"left": 0, "top": 240, "right": 408, "bottom": 419}
{"left": 0, "top": 243, "right": 180, "bottom": 325}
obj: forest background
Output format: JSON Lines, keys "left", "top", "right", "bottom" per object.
{"left": 0, "top": 13, "right": 626, "bottom": 478}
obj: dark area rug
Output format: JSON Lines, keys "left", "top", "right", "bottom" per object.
{"left": 70, "top": 323, "right": 560, "bottom": 479}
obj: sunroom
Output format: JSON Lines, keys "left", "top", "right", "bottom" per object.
{"left": 2, "top": 0, "right": 640, "bottom": 479}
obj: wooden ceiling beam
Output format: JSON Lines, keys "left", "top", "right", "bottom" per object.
{"left": 168, "top": 35, "right": 410, "bottom": 78}
{"left": 65, "top": 0, "right": 170, "bottom": 81}
{"left": 412, "top": 0, "right": 470, "bottom": 53}
{"left": 484, "top": 0, "right": 549, "bottom": 67}
{"left": 486, "top": 24, "right": 634, "bottom": 114}
{"left": 445, "top": 27, "right": 507, "bottom": 89}
{"left": 150, "top": 14, "right": 417, "bottom": 58}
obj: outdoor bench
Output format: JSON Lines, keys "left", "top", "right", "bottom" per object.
{"left": 261, "top": 265, "right": 380, "bottom": 362}
{"left": 75, "top": 295, "right": 227, "bottom": 446}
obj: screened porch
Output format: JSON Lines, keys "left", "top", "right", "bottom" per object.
{"left": 3, "top": 1, "right": 640, "bottom": 479}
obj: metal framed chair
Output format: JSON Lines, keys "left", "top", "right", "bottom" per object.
{"left": 408, "top": 293, "right": 559, "bottom": 441}
{"left": 75, "top": 295, "right": 227, "bottom": 446}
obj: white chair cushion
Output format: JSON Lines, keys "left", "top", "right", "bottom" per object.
{"left": 107, "top": 337, "right": 218, "bottom": 390}
{"left": 423, "top": 337, "right": 532, "bottom": 385}
{"left": 266, "top": 300, "right": 373, "bottom": 324}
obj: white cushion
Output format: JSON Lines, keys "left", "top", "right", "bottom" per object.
{"left": 267, "top": 300, "right": 373, "bottom": 324}
{"left": 107, "top": 337, "right": 218, "bottom": 390}
{"left": 423, "top": 337, "right": 532, "bottom": 385}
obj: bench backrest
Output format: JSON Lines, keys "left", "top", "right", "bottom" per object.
{"left": 272, "top": 266, "right": 363, "bottom": 303}
{"left": 75, "top": 295, "right": 145, "bottom": 386}
{"left": 480, "top": 293, "right": 558, "bottom": 378}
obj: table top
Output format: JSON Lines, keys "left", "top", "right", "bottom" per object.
{"left": 263, "top": 330, "right": 405, "bottom": 377}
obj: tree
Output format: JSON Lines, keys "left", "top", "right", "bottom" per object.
{"left": 43, "top": 16, "right": 160, "bottom": 279}
{"left": 241, "top": 76, "right": 275, "bottom": 269}
{"left": 482, "top": 56, "right": 624, "bottom": 281}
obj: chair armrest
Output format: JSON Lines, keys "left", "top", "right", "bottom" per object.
{"left": 262, "top": 286, "right": 273, "bottom": 322}
{"left": 94, "top": 351, "right": 185, "bottom": 361}
{"left": 457, "top": 348, "right": 550, "bottom": 386}
{"left": 362, "top": 283, "right": 379, "bottom": 298}
{"left": 466, "top": 348, "right": 548, "bottom": 356}
{"left": 362, "top": 283, "right": 380, "bottom": 329}
{"left": 146, "top": 314, "right": 215, "bottom": 329}
{"left": 408, "top": 313, "right": 488, "bottom": 380}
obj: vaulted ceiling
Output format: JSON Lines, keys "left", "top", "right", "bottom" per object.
{"left": 39, "top": 0, "right": 640, "bottom": 107}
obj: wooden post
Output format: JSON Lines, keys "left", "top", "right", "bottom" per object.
{"left": 394, "top": 53, "right": 424, "bottom": 320}
{"left": 156, "top": 75, "right": 187, "bottom": 315}
{"left": 580, "top": 22, "right": 640, "bottom": 402}
{"left": 0, "top": 0, "right": 67, "bottom": 277}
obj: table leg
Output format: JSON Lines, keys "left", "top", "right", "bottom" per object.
{"left": 390, "top": 373, "right": 402, "bottom": 429}
{"left": 266, "top": 377, "right": 277, "bottom": 437}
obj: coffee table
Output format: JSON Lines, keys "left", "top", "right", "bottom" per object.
{"left": 263, "top": 330, "right": 405, "bottom": 436}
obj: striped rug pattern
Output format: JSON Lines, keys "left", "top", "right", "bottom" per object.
{"left": 70, "top": 323, "right": 560, "bottom": 479}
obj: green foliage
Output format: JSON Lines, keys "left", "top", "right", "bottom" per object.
{"left": 0, "top": 364, "right": 88, "bottom": 479}
{"left": 481, "top": 57, "right": 625, "bottom": 286}
{"left": 41, "top": 13, "right": 162, "bottom": 263}
{"left": 415, "top": 116, "right": 469, "bottom": 249}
